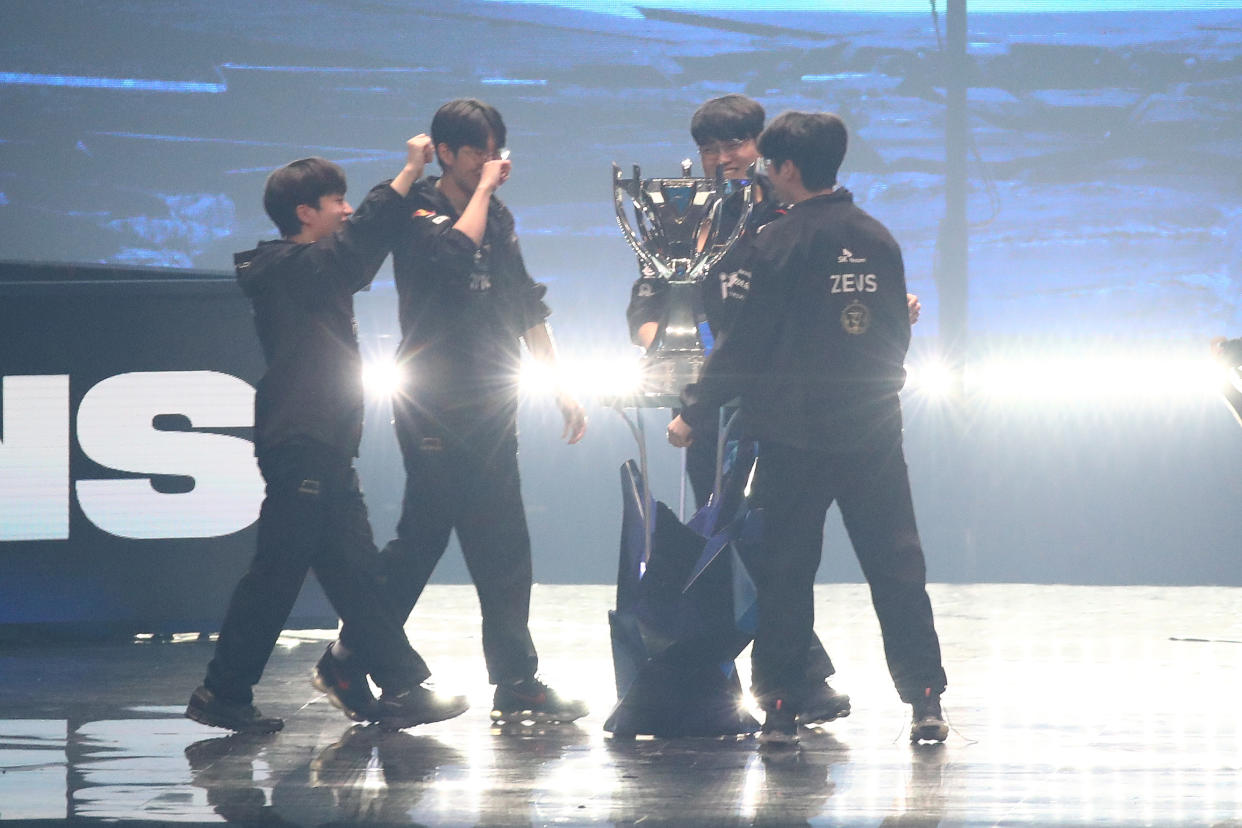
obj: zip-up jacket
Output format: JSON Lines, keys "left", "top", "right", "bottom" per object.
{"left": 234, "top": 181, "right": 404, "bottom": 458}
{"left": 391, "top": 177, "right": 550, "bottom": 435}
{"left": 680, "top": 187, "right": 910, "bottom": 452}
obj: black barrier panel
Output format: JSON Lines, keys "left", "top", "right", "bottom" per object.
{"left": 0, "top": 260, "right": 336, "bottom": 641}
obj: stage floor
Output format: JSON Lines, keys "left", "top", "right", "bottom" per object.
{"left": 1, "top": 584, "right": 1240, "bottom": 826}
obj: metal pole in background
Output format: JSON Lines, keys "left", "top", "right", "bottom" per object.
{"left": 937, "top": 0, "right": 969, "bottom": 384}
{"left": 936, "top": 0, "right": 976, "bottom": 575}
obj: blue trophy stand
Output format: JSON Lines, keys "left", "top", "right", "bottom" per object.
{"left": 603, "top": 402, "right": 762, "bottom": 738}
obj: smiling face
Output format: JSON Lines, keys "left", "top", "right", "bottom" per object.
{"left": 698, "top": 136, "right": 760, "bottom": 180}
{"left": 295, "top": 192, "right": 353, "bottom": 242}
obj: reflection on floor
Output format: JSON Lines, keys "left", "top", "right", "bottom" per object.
{"left": 1, "top": 584, "right": 1240, "bottom": 825}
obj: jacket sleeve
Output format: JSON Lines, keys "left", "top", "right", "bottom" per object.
{"left": 280, "top": 181, "right": 405, "bottom": 297}
{"left": 502, "top": 223, "right": 551, "bottom": 334}
{"left": 625, "top": 262, "right": 668, "bottom": 345}
{"left": 679, "top": 238, "right": 785, "bottom": 431}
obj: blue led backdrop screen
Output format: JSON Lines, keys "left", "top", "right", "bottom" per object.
{"left": 3, "top": 1, "right": 1240, "bottom": 339}
{"left": 3, "top": 1, "right": 1242, "bottom": 616}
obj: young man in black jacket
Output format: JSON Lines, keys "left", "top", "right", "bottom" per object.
{"left": 186, "top": 136, "right": 468, "bottom": 733}
{"left": 628, "top": 95, "right": 892, "bottom": 728}
{"left": 628, "top": 95, "right": 921, "bottom": 508}
{"left": 335, "top": 99, "right": 589, "bottom": 726}
{"left": 668, "top": 112, "right": 949, "bottom": 745}
{"left": 626, "top": 94, "right": 785, "bottom": 386}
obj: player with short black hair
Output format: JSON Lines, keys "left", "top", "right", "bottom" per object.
{"left": 669, "top": 111, "right": 949, "bottom": 746}
{"left": 186, "top": 136, "right": 468, "bottom": 734}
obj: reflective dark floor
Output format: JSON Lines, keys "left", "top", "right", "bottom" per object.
{"left": 2, "top": 585, "right": 1241, "bottom": 826}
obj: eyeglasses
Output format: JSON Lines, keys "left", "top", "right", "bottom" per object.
{"left": 460, "top": 145, "right": 510, "bottom": 162}
{"left": 755, "top": 157, "right": 780, "bottom": 176}
{"left": 697, "top": 138, "right": 750, "bottom": 157}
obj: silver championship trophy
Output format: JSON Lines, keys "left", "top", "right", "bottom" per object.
{"left": 605, "top": 161, "right": 763, "bottom": 738}
{"left": 612, "top": 159, "right": 753, "bottom": 406}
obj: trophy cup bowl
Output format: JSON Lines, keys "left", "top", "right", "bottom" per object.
{"left": 612, "top": 161, "right": 753, "bottom": 407}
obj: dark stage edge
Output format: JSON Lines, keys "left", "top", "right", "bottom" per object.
{"left": 2, "top": 584, "right": 1240, "bottom": 826}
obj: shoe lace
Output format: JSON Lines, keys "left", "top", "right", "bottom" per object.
{"left": 940, "top": 704, "right": 975, "bottom": 744}
{"left": 889, "top": 699, "right": 976, "bottom": 745}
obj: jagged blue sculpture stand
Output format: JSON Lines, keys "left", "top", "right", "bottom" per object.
{"left": 604, "top": 458, "right": 762, "bottom": 738}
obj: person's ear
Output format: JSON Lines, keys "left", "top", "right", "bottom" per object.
{"left": 436, "top": 143, "right": 455, "bottom": 168}
{"left": 294, "top": 202, "right": 318, "bottom": 228}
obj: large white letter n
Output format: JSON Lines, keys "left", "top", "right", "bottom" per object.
{"left": 0, "top": 375, "right": 70, "bottom": 541}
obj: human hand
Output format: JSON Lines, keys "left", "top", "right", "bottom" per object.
{"left": 907, "top": 293, "right": 921, "bottom": 325}
{"left": 667, "top": 415, "right": 693, "bottom": 448}
{"left": 479, "top": 159, "right": 511, "bottom": 193}
{"left": 558, "top": 393, "right": 587, "bottom": 445}
{"left": 406, "top": 134, "right": 434, "bottom": 176}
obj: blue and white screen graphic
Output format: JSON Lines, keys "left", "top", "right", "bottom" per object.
{"left": 3, "top": 1, "right": 1242, "bottom": 595}
{"left": 2, "top": 0, "right": 1239, "bottom": 337}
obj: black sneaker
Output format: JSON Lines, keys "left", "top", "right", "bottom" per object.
{"left": 185, "top": 686, "right": 284, "bottom": 733}
{"left": 798, "top": 681, "right": 851, "bottom": 725}
{"left": 374, "top": 685, "right": 469, "bottom": 731}
{"left": 312, "top": 644, "right": 375, "bottom": 722}
{"left": 910, "top": 689, "right": 948, "bottom": 743}
{"left": 758, "top": 700, "right": 798, "bottom": 745}
{"left": 491, "top": 677, "right": 588, "bottom": 725}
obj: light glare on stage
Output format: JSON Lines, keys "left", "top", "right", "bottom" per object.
{"left": 905, "top": 358, "right": 958, "bottom": 400}
{"left": 361, "top": 358, "right": 407, "bottom": 401}
{"left": 519, "top": 355, "right": 644, "bottom": 401}
{"left": 513, "top": 348, "right": 1230, "bottom": 408}
{"left": 904, "top": 352, "right": 1227, "bottom": 403}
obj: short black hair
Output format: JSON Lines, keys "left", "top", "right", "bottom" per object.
{"left": 262, "top": 157, "right": 347, "bottom": 238}
{"left": 690, "top": 94, "right": 765, "bottom": 145}
{"left": 431, "top": 98, "right": 506, "bottom": 161}
{"left": 757, "top": 111, "right": 847, "bottom": 191}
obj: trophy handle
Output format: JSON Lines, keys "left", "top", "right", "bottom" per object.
{"left": 613, "top": 163, "right": 672, "bottom": 279}
{"left": 689, "top": 176, "right": 754, "bottom": 280}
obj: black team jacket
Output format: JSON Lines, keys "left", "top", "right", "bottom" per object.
{"left": 390, "top": 177, "right": 550, "bottom": 442}
{"left": 234, "top": 181, "right": 404, "bottom": 459}
{"left": 679, "top": 188, "right": 910, "bottom": 453}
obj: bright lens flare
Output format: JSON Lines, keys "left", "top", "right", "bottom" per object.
{"left": 905, "top": 353, "right": 1226, "bottom": 402}
{"left": 906, "top": 358, "right": 957, "bottom": 399}
{"left": 972, "top": 356, "right": 1222, "bottom": 401}
{"left": 518, "top": 355, "right": 644, "bottom": 401}
{"left": 361, "top": 358, "right": 406, "bottom": 400}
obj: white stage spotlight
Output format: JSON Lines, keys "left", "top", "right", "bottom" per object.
{"left": 361, "top": 357, "right": 406, "bottom": 401}
{"left": 906, "top": 357, "right": 958, "bottom": 399}
{"left": 972, "top": 355, "right": 1221, "bottom": 402}
{"left": 519, "top": 354, "right": 645, "bottom": 402}
{"left": 518, "top": 358, "right": 558, "bottom": 397}
{"left": 905, "top": 347, "right": 1223, "bottom": 406}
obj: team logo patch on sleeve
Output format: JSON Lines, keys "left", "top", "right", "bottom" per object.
{"left": 841, "top": 300, "right": 870, "bottom": 335}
